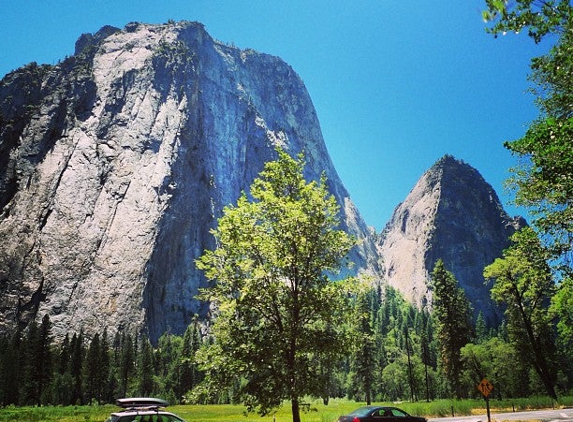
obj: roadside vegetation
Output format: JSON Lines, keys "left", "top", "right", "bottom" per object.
{"left": 2, "top": 397, "right": 573, "bottom": 422}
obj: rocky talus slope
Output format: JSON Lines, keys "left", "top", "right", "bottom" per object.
{"left": 378, "top": 155, "right": 525, "bottom": 324}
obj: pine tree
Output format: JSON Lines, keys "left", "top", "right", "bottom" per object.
{"left": 431, "top": 259, "right": 475, "bottom": 398}
{"left": 138, "top": 338, "right": 155, "bottom": 396}
{"left": 70, "top": 332, "right": 85, "bottom": 404}
{"left": 84, "top": 333, "right": 102, "bottom": 403}
{"left": 351, "top": 288, "right": 377, "bottom": 404}
{"left": 118, "top": 333, "right": 135, "bottom": 398}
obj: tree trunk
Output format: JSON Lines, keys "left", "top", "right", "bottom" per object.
{"left": 516, "top": 295, "right": 557, "bottom": 400}
{"left": 292, "top": 397, "right": 301, "bottom": 422}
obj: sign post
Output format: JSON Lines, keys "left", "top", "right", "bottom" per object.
{"left": 477, "top": 378, "right": 493, "bottom": 422}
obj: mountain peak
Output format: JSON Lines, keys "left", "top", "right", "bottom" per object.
{"left": 0, "top": 21, "right": 378, "bottom": 342}
{"left": 378, "top": 156, "right": 524, "bottom": 324}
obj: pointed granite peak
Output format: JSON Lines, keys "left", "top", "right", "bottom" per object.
{"left": 379, "top": 155, "right": 525, "bottom": 325}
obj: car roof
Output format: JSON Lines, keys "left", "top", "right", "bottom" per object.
{"left": 108, "top": 397, "right": 188, "bottom": 422}
{"left": 348, "top": 406, "right": 402, "bottom": 415}
{"left": 116, "top": 397, "right": 170, "bottom": 408}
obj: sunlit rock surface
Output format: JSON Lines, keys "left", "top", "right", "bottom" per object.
{"left": 378, "top": 155, "right": 525, "bottom": 325}
{"left": 0, "top": 21, "right": 382, "bottom": 342}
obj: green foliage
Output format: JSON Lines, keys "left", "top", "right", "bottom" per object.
{"left": 550, "top": 276, "right": 573, "bottom": 349}
{"left": 350, "top": 287, "right": 378, "bottom": 404}
{"left": 484, "top": 227, "right": 558, "bottom": 399}
{"left": 482, "top": 0, "right": 572, "bottom": 43}
{"left": 506, "top": 116, "right": 573, "bottom": 258}
{"left": 461, "top": 337, "right": 530, "bottom": 398}
{"left": 195, "top": 148, "right": 356, "bottom": 421}
{"left": 431, "top": 260, "right": 475, "bottom": 398}
{"left": 482, "top": 0, "right": 573, "bottom": 399}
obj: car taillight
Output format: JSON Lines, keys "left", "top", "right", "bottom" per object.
{"left": 353, "top": 417, "right": 360, "bottom": 422}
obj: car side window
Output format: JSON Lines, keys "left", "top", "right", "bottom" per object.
{"left": 390, "top": 409, "right": 407, "bottom": 417}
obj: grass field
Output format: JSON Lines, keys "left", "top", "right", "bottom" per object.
{"left": 1, "top": 396, "right": 571, "bottom": 422}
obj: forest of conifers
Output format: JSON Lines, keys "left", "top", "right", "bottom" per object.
{"left": 0, "top": 281, "right": 570, "bottom": 408}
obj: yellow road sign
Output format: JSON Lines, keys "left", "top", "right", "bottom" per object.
{"left": 477, "top": 378, "right": 494, "bottom": 397}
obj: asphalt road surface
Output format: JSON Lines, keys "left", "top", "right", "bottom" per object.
{"left": 428, "top": 407, "right": 573, "bottom": 422}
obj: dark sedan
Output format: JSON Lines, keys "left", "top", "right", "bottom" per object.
{"left": 338, "top": 406, "right": 426, "bottom": 422}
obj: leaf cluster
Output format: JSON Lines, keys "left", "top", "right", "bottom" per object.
{"left": 483, "top": 0, "right": 572, "bottom": 43}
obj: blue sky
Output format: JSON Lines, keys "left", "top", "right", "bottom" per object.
{"left": 1, "top": 1, "right": 550, "bottom": 231}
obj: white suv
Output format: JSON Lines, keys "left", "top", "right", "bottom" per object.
{"left": 105, "top": 398, "right": 187, "bottom": 422}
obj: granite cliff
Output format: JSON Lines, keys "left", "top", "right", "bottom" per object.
{"left": 0, "top": 21, "right": 523, "bottom": 342}
{"left": 0, "top": 21, "right": 381, "bottom": 342}
{"left": 378, "top": 155, "right": 525, "bottom": 325}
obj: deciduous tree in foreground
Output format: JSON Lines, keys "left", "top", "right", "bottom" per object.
{"left": 484, "top": 228, "right": 558, "bottom": 400}
{"left": 195, "top": 148, "right": 356, "bottom": 422}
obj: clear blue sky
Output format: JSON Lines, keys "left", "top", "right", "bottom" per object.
{"left": 1, "top": 1, "right": 549, "bottom": 231}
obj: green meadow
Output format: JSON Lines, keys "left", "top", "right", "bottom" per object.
{"left": 1, "top": 397, "right": 572, "bottom": 422}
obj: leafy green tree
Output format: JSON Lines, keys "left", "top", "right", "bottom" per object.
{"left": 461, "top": 337, "right": 530, "bottom": 399}
{"left": 484, "top": 227, "right": 558, "bottom": 399}
{"left": 483, "top": 0, "right": 573, "bottom": 392}
{"left": 431, "top": 259, "right": 475, "bottom": 398}
{"left": 195, "top": 148, "right": 356, "bottom": 422}
{"left": 551, "top": 277, "right": 573, "bottom": 349}
{"left": 483, "top": 0, "right": 572, "bottom": 43}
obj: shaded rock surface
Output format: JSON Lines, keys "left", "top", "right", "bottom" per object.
{"left": 378, "top": 155, "right": 525, "bottom": 325}
{"left": 0, "top": 21, "right": 382, "bottom": 342}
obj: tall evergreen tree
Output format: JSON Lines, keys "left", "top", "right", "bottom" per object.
{"left": 351, "top": 288, "right": 377, "bottom": 404}
{"left": 118, "top": 333, "right": 135, "bottom": 398}
{"left": 99, "top": 329, "right": 113, "bottom": 404}
{"left": 84, "top": 333, "right": 102, "bottom": 404}
{"left": 20, "top": 316, "right": 53, "bottom": 405}
{"left": 180, "top": 319, "right": 203, "bottom": 396}
{"left": 431, "top": 259, "right": 475, "bottom": 398}
{"left": 0, "top": 333, "right": 20, "bottom": 406}
{"left": 70, "top": 331, "right": 85, "bottom": 404}
{"left": 51, "top": 334, "right": 74, "bottom": 405}
{"left": 138, "top": 338, "right": 155, "bottom": 396}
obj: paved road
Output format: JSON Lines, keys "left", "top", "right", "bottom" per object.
{"left": 428, "top": 407, "right": 573, "bottom": 422}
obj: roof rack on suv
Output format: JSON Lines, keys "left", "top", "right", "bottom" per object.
{"left": 116, "top": 397, "right": 169, "bottom": 409}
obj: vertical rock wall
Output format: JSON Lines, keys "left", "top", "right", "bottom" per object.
{"left": 0, "top": 21, "right": 380, "bottom": 342}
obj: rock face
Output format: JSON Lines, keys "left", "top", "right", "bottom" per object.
{"left": 0, "top": 21, "right": 523, "bottom": 342}
{"left": 0, "top": 21, "right": 381, "bottom": 342}
{"left": 378, "top": 155, "right": 525, "bottom": 325}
